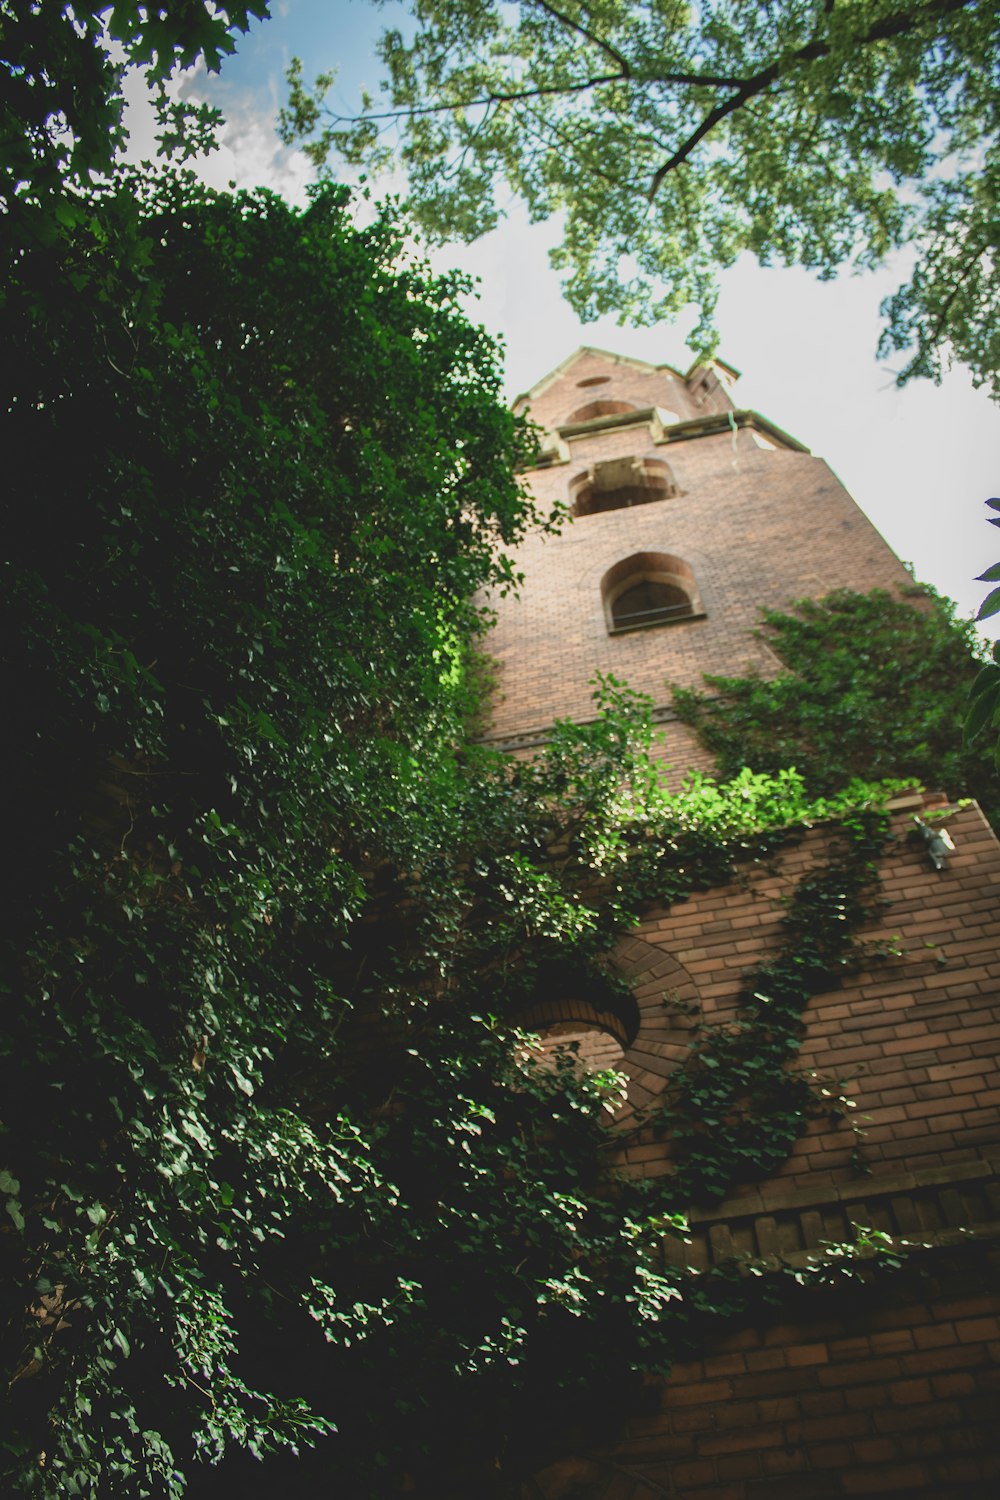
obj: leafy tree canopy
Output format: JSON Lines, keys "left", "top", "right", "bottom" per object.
{"left": 0, "top": 1, "right": 268, "bottom": 237}
{"left": 0, "top": 157, "right": 547, "bottom": 1492}
{"left": 282, "top": 0, "right": 1000, "bottom": 395}
{"left": 967, "top": 498, "right": 1000, "bottom": 762}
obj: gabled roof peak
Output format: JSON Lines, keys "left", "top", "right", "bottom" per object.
{"left": 512, "top": 345, "right": 739, "bottom": 407}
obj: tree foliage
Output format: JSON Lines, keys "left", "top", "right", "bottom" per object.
{"left": 966, "top": 498, "right": 1000, "bottom": 762}
{"left": 0, "top": 1, "right": 269, "bottom": 241}
{"left": 282, "top": 0, "right": 1000, "bottom": 393}
{"left": 0, "top": 158, "right": 546, "bottom": 1491}
{"left": 672, "top": 586, "right": 1000, "bottom": 826}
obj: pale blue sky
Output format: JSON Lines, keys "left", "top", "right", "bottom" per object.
{"left": 150, "top": 0, "right": 999, "bottom": 633}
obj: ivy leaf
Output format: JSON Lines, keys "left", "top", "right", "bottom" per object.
{"left": 969, "top": 664, "right": 1000, "bottom": 701}
{"left": 965, "top": 683, "right": 1000, "bottom": 744}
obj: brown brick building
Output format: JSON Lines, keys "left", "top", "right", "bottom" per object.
{"left": 486, "top": 349, "right": 1000, "bottom": 1499}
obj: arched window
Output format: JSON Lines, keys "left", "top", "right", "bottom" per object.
{"left": 571, "top": 457, "right": 677, "bottom": 518}
{"left": 601, "top": 552, "right": 704, "bottom": 633}
{"left": 565, "top": 398, "right": 636, "bottom": 423}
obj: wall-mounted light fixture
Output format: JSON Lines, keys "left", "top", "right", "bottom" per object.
{"left": 912, "top": 815, "right": 956, "bottom": 872}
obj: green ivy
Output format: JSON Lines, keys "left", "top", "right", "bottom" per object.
{"left": 658, "top": 809, "right": 891, "bottom": 1203}
{"left": 672, "top": 586, "right": 999, "bottom": 828}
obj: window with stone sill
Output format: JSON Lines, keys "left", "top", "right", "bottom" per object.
{"left": 601, "top": 552, "right": 705, "bottom": 634}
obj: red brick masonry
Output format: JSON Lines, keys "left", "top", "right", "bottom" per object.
{"left": 528, "top": 798, "right": 1000, "bottom": 1498}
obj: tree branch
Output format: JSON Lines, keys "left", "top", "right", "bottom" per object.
{"left": 926, "top": 234, "right": 993, "bottom": 345}
{"left": 647, "top": 0, "right": 978, "bottom": 201}
{"left": 324, "top": 72, "right": 628, "bottom": 126}
{"left": 324, "top": 55, "right": 749, "bottom": 131}
{"left": 530, "top": 0, "right": 633, "bottom": 76}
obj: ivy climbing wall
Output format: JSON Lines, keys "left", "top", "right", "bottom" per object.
{"left": 492, "top": 349, "right": 1000, "bottom": 1499}
{"left": 606, "top": 799, "right": 1000, "bottom": 1195}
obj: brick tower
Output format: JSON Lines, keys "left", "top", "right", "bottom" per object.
{"left": 483, "top": 346, "right": 913, "bottom": 766}
{"left": 488, "top": 349, "right": 1000, "bottom": 1500}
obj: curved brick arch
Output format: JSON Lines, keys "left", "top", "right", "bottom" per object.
{"left": 606, "top": 935, "right": 697, "bottom": 1120}
{"left": 573, "top": 541, "right": 714, "bottom": 595}
{"left": 516, "top": 996, "right": 639, "bottom": 1050}
{"left": 512, "top": 938, "right": 696, "bottom": 1123}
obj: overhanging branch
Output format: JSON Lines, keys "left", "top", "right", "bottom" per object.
{"left": 647, "top": 0, "right": 978, "bottom": 201}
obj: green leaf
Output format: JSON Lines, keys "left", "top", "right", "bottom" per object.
{"left": 965, "top": 685, "right": 1000, "bottom": 744}
{"left": 969, "top": 664, "right": 1000, "bottom": 700}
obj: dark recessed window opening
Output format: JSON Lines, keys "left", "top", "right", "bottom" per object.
{"left": 611, "top": 579, "right": 693, "bottom": 630}
{"left": 576, "top": 375, "right": 611, "bottom": 388}
{"left": 571, "top": 457, "right": 677, "bottom": 518}
{"left": 601, "top": 551, "right": 705, "bottom": 634}
{"left": 565, "top": 399, "right": 636, "bottom": 423}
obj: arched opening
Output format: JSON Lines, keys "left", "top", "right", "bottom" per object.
{"left": 531, "top": 1019, "right": 627, "bottom": 1075}
{"left": 514, "top": 963, "right": 640, "bottom": 1076}
{"left": 601, "top": 552, "right": 704, "bottom": 633}
{"left": 571, "top": 457, "right": 677, "bottom": 518}
{"left": 576, "top": 375, "right": 610, "bottom": 388}
{"left": 565, "top": 399, "right": 636, "bottom": 423}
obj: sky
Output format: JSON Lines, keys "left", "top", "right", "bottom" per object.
{"left": 129, "top": 0, "right": 999, "bottom": 634}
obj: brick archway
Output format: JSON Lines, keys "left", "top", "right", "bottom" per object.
{"left": 605, "top": 936, "right": 697, "bottom": 1123}
{"left": 513, "top": 939, "right": 696, "bottom": 1124}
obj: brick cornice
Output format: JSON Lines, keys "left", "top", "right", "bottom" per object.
{"left": 665, "top": 1156, "right": 1000, "bottom": 1272}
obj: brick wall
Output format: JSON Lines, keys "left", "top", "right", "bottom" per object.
{"left": 519, "top": 797, "right": 1000, "bottom": 1496}
{"left": 528, "top": 1268, "right": 1000, "bottom": 1499}
{"left": 489, "top": 349, "right": 1000, "bottom": 1498}
{"left": 490, "top": 351, "right": 1000, "bottom": 1192}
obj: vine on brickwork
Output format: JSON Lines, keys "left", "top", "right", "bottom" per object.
{"left": 653, "top": 807, "right": 892, "bottom": 1204}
